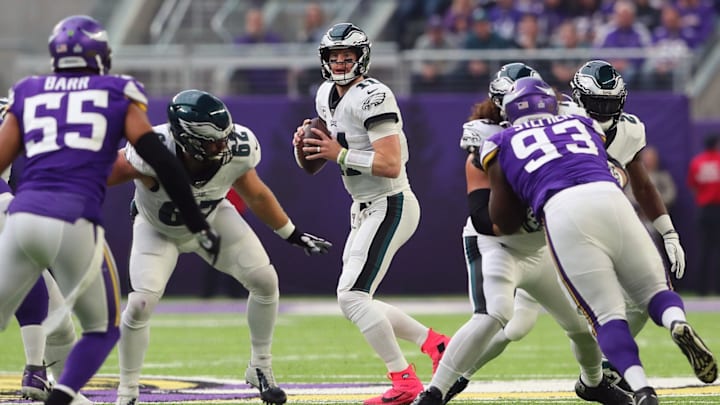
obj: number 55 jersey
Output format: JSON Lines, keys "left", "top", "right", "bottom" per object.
{"left": 124, "top": 122, "right": 260, "bottom": 239}
{"left": 7, "top": 73, "right": 147, "bottom": 224}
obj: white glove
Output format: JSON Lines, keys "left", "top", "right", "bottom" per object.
{"left": 653, "top": 214, "right": 685, "bottom": 279}
{"left": 460, "top": 131, "right": 481, "bottom": 153}
{"left": 662, "top": 231, "right": 685, "bottom": 279}
{"left": 460, "top": 119, "right": 503, "bottom": 153}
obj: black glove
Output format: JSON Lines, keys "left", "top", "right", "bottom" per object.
{"left": 286, "top": 229, "right": 332, "bottom": 256}
{"left": 195, "top": 228, "right": 221, "bottom": 265}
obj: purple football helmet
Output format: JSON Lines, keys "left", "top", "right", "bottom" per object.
{"left": 48, "top": 15, "right": 111, "bottom": 74}
{"left": 501, "top": 77, "right": 557, "bottom": 124}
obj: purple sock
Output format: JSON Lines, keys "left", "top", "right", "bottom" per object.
{"left": 647, "top": 290, "right": 684, "bottom": 326}
{"left": 57, "top": 329, "right": 119, "bottom": 392}
{"left": 596, "top": 319, "right": 642, "bottom": 375}
{"left": 15, "top": 277, "right": 48, "bottom": 326}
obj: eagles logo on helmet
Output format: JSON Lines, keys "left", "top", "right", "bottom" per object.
{"left": 488, "top": 62, "right": 542, "bottom": 108}
{"left": 570, "top": 60, "right": 627, "bottom": 132}
{"left": 319, "top": 23, "right": 371, "bottom": 86}
{"left": 167, "top": 90, "right": 233, "bottom": 166}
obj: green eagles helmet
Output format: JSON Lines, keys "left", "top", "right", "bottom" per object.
{"left": 571, "top": 60, "right": 627, "bottom": 130}
{"left": 167, "top": 89, "right": 233, "bottom": 165}
{"left": 488, "top": 62, "right": 542, "bottom": 108}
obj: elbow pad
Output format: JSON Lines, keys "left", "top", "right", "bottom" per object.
{"left": 133, "top": 132, "right": 208, "bottom": 233}
{"left": 468, "top": 188, "right": 494, "bottom": 235}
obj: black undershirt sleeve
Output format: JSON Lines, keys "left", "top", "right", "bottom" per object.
{"left": 468, "top": 188, "right": 494, "bottom": 235}
{"left": 132, "top": 131, "right": 208, "bottom": 233}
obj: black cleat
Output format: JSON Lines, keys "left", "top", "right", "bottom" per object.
{"left": 245, "top": 365, "right": 287, "bottom": 404}
{"left": 633, "top": 386, "right": 658, "bottom": 405}
{"left": 411, "top": 386, "right": 443, "bottom": 405}
{"left": 602, "top": 360, "right": 632, "bottom": 392}
{"left": 575, "top": 375, "right": 633, "bottom": 404}
{"left": 443, "top": 376, "right": 469, "bottom": 404}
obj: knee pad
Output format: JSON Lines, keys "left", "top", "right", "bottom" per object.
{"left": 238, "top": 264, "right": 278, "bottom": 299}
{"left": 485, "top": 294, "right": 514, "bottom": 326}
{"left": 46, "top": 315, "right": 76, "bottom": 346}
{"left": 503, "top": 306, "right": 539, "bottom": 341}
{"left": 337, "top": 290, "right": 375, "bottom": 326}
{"left": 123, "top": 292, "right": 160, "bottom": 329}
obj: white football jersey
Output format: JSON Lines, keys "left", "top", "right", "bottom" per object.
{"left": 315, "top": 78, "right": 410, "bottom": 202}
{"left": 125, "top": 123, "right": 260, "bottom": 238}
{"left": 605, "top": 113, "right": 647, "bottom": 168}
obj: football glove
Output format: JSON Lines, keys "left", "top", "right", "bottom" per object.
{"left": 459, "top": 131, "right": 481, "bottom": 153}
{"left": 662, "top": 230, "right": 685, "bottom": 279}
{"left": 286, "top": 229, "right": 332, "bottom": 256}
{"left": 195, "top": 227, "right": 221, "bottom": 265}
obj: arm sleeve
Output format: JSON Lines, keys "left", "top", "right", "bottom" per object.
{"left": 468, "top": 188, "right": 494, "bottom": 235}
{"left": 133, "top": 131, "right": 208, "bottom": 233}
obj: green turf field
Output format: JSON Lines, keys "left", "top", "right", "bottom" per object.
{"left": 0, "top": 296, "right": 718, "bottom": 404}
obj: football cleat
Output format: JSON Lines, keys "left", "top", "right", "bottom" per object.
{"left": 71, "top": 392, "right": 94, "bottom": 405}
{"left": 671, "top": 321, "right": 718, "bottom": 383}
{"left": 245, "top": 364, "right": 287, "bottom": 405}
{"left": 20, "top": 364, "right": 52, "bottom": 400}
{"left": 410, "top": 386, "right": 443, "bottom": 405}
{"left": 574, "top": 375, "right": 633, "bottom": 404}
{"left": 421, "top": 329, "right": 450, "bottom": 375}
{"left": 443, "top": 376, "right": 469, "bottom": 404}
{"left": 115, "top": 385, "right": 139, "bottom": 405}
{"left": 602, "top": 360, "right": 632, "bottom": 392}
{"left": 364, "top": 364, "right": 423, "bottom": 405}
{"left": 633, "top": 386, "right": 658, "bottom": 405}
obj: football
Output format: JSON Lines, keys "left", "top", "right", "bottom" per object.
{"left": 296, "top": 117, "right": 329, "bottom": 175}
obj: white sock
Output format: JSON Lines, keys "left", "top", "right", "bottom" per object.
{"left": 661, "top": 307, "right": 686, "bottom": 329}
{"left": 375, "top": 300, "right": 428, "bottom": 346}
{"left": 20, "top": 325, "right": 46, "bottom": 366}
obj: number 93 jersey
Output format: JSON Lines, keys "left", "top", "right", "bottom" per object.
{"left": 124, "top": 122, "right": 260, "bottom": 238}
{"left": 481, "top": 115, "right": 616, "bottom": 217}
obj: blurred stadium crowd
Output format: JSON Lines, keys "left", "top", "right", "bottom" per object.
{"left": 394, "top": 0, "right": 717, "bottom": 92}
{"left": 226, "top": 0, "right": 719, "bottom": 94}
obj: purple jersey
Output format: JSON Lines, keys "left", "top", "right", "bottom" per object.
{"left": 7, "top": 72, "right": 148, "bottom": 224}
{"left": 0, "top": 179, "right": 10, "bottom": 195}
{"left": 480, "top": 114, "right": 617, "bottom": 217}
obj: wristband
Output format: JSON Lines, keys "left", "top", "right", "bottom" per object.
{"left": 652, "top": 214, "right": 675, "bottom": 235}
{"left": 337, "top": 148, "right": 348, "bottom": 166}
{"left": 274, "top": 220, "right": 296, "bottom": 239}
{"left": 344, "top": 149, "right": 375, "bottom": 174}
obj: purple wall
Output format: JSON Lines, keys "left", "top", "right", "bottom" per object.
{"left": 101, "top": 92, "right": 711, "bottom": 296}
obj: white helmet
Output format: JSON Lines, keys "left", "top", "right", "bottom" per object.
{"left": 318, "top": 23, "right": 371, "bottom": 85}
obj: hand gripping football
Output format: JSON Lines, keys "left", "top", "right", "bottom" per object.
{"left": 296, "top": 117, "right": 329, "bottom": 175}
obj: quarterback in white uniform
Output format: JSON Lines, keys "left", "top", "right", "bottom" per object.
{"left": 414, "top": 63, "right": 630, "bottom": 405}
{"left": 109, "top": 90, "right": 331, "bottom": 405}
{"left": 292, "top": 23, "right": 449, "bottom": 405}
